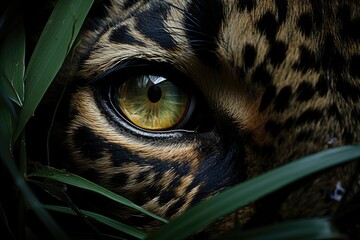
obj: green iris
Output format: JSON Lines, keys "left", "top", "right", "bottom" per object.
{"left": 118, "top": 75, "right": 191, "bottom": 130}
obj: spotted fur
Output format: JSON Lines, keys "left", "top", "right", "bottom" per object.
{"left": 30, "top": 0, "right": 360, "bottom": 237}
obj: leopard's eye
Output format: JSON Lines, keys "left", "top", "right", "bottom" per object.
{"left": 115, "top": 75, "right": 194, "bottom": 130}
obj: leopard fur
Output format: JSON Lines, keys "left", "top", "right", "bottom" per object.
{"left": 29, "top": 0, "right": 360, "bottom": 238}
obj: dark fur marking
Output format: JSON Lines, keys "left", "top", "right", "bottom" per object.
{"left": 102, "top": 138, "right": 191, "bottom": 174}
{"left": 328, "top": 104, "right": 342, "bottom": 121}
{"left": 315, "top": 75, "right": 329, "bottom": 97}
{"left": 237, "top": 0, "right": 256, "bottom": 12}
{"left": 310, "top": 1, "right": 323, "bottom": 29}
{"left": 236, "top": 66, "right": 246, "bottom": 82}
{"left": 159, "top": 177, "right": 180, "bottom": 204}
{"left": 350, "top": 54, "right": 360, "bottom": 78}
{"left": 335, "top": 76, "right": 360, "bottom": 102}
{"left": 292, "top": 46, "right": 320, "bottom": 73}
{"left": 184, "top": 0, "right": 224, "bottom": 67}
{"left": 73, "top": 126, "right": 105, "bottom": 160}
{"left": 268, "top": 41, "right": 287, "bottom": 66}
{"left": 114, "top": 156, "right": 190, "bottom": 176}
{"left": 259, "top": 84, "right": 276, "bottom": 112}
{"left": 107, "top": 141, "right": 138, "bottom": 167}
{"left": 342, "top": 129, "right": 355, "bottom": 144}
{"left": 252, "top": 64, "right": 272, "bottom": 86}
{"left": 136, "top": 2, "right": 176, "bottom": 49}
{"left": 257, "top": 11, "right": 279, "bottom": 40}
{"left": 165, "top": 197, "right": 186, "bottom": 218}
{"left": 159, "top": 190, "right": 176, "bottom": 205}
{"left": 297, "top": 13, "right": 313, "bottom": 37}
{"left": 351, "top": 108, "right": 360, "bottom": 123}
{"left": 274, "top": 86, "right": 292, "bottom": 112}
{"left": 136, "top": 170, "right": 151, "bottom": 183}
{"left": 296, "top": 81, "right": 315, "bottom": 102}
{"left": 110, "top": 172, "right": 129, "bottom": 188}
{"left": 296, "top": 109, "right": 322, "bottom": 125}
{"left": 123, "top": 0, "right": 142, "bottom": 10}
{"left": 265, "top": 120, "right": 282, "bottom": 137}
{"left": 321, "top": 35, "right": 345, "bottom": 72}
{"left": 275, "top": 0, "right": 288, "bottom": 24}
{"left": 296, "top": 130, "right": 313, "bottom": 142}
{"left": 337, "top": 4, "right": 360, "bottom": 41}
{"left": 109, "top": 25, "right": 145, "bottom": 46}
{"left": 283, "top": 117, "right": 295, "bottom": 130}
{"left": 131, "top": 191, "right": 149, "bottom": 206}
{"left": 243, "top": 44, "right": 257, "bottom": 69}
{"left": 146, "top": 185, "right": 160, "bottom": 200}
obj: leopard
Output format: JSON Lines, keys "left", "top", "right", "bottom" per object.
{"left": 27, "top": 0, "right": 360, "bottom": 238}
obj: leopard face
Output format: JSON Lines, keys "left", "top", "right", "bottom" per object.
{"left": 31, "top": 0, "right": 360, "bottom": 236}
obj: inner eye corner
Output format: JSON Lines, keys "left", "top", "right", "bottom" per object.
{"left": 107, "top": 73, "right": 197, "bottom": 132}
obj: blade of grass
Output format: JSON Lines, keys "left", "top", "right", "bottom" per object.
{"left": 147, "top": 145, "right": 360, "bottom": 240}
{"left": 14, "top": 0, "right": 94, "bottom": 140}
{"left": 0, "top": 90, "right": 14, "bottom": 152}
{"left": 29, "top": 166, "right": 168, "bottom": 223}
{"left": 0, "top": 22, "right": 25, "bottom": 107}
{"left": 217, "top": 218, "right": 343, "bottom": 240}
{"left": 44, "top": 205, "right": 148, "bottom": 239}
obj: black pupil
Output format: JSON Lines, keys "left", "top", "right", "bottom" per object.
{"left": 148, "top": 85, "right": 162, "bottom": 103}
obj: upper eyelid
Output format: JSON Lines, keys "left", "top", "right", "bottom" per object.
{"left": 85, "top": 60, "right": 150, "bottom": 86}
{"left": 87, "top": 60, "right": 195, "bottom": 92}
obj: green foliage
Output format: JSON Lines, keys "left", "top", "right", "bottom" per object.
{"left": 0, "top": 0, "right": 94, "bottom": 239}
{"left": 14, "top": 0, "right": 94, "bottom": 140}
{"left": 0, "top": 23, "right": 25, "bottom": 107}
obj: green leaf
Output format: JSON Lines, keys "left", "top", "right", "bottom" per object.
{"left": 0, "top": 90, "right": 14, "bottom": 154}
{"left": 14, "top": 0, "right": 94, "bottom": 140}
{"left": 218, "top": 218, "right": 343, "bottom": 240}
{"left": 29, "top": 166, "right": 168, "bottom": 223}
{"left": 45, "top": 205, "right": 148, "bottom": 239}
{"left": 0, "top": 22, "right": 25, "bottom": 107}
{"left": 147, "top": 146, "right": 360, "bottom": 240}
